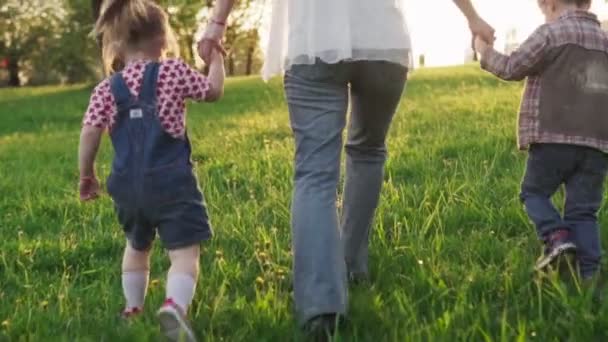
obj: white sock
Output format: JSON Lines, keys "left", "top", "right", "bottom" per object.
{"left": 122, "top": 271, "right": 149, "bottom": 309}
{"left": 166, "top": 273, "right": 197, "bottom": 312}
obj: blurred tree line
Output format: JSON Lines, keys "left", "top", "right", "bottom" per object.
{"left": 0, "top": 0, "right": 265, "bottom": 87}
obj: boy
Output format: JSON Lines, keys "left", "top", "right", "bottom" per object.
{"left": 475, "top": 0, "right": 608, "bottom": 280}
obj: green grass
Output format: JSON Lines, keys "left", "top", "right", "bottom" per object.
{"left": 1, "top": 66, "right": 607, "bottom": 341}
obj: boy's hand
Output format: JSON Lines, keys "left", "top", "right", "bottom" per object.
{"left": 474, "top": 35, "right": 491, "bottom": 56}
{"left": 79, "top": 176, "right": 101, "bottom": 202}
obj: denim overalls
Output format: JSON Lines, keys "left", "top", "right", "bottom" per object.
{"left": 107, "top": 62, "right": 212, "bottom": 251}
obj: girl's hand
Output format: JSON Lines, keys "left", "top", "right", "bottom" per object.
{"left": 210, "top": 47, "right": 224, "bottom": 65}
{"left": 79, "top": 176, "right": 101, "bottom": 202}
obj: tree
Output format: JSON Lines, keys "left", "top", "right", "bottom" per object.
{"left": 48, "top": 0, "right": 100, "bottom": 82}
{"left": 90, "top": 0, "right": 265, "bottom": 75}
{"left": 0, "top": 0, "right": 67, "bottom": 86}
{"left": 160, "top": 0, "right": 265, "bottom": 75}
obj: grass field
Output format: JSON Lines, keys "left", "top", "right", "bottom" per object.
{"left": 1, "top": 65, "right": 608, "bottom": 341}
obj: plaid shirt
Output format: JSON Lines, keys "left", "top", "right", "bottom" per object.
{"left": 481, "top": 10, "right": 608, "bottom": 152}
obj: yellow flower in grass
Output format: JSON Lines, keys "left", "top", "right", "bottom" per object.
{"left": 257, "top": 252, "right": 268, "bottom": 262}
{"left": 217, "top": 258, "right": 226, "bottom": 267}
{"left": 40, "top": 300, "right": 49, "bottom": 309}
{"left": 255, "top": 277, "right": 265, "bottom": 287}
{"left": 1, "top": 320, "right": 9, "bottom": 328}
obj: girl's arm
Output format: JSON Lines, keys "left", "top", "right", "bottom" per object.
{"left": 204, "top": 50, "right": 225, "bottom": 102}
{"left": 176, "top": 56, "right": 224, "bottom": 103}
{"left": 78, "top": 125, "right": 103, "bottom": 201}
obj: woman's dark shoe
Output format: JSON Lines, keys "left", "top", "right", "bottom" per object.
{"left": 303, "top": 313, "right": 345, "bottom": 342}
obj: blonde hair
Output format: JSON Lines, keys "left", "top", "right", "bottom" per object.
{"left": 94, "top": 0, "right": 179, "bottom": 74}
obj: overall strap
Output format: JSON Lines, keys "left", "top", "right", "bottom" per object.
{"left": 139, "top": 62, "right": 160, "bottom": 103}
{"left": 109, "top": 72, "right": 132, "bottom": 108}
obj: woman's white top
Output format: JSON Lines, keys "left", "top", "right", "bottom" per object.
{"left": 262, "top": 0, "right": 412, "bottom": 81}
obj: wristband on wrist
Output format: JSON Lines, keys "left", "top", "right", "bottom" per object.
{"left": 210, "top": 18, "right": 227, "bottom": 26}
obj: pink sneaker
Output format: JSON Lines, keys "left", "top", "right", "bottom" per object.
{"left": 121, "top": 307, "right": 143, "bottom": 320}
{"left": 156, "top": 298, "right": 197, "bottom": 342}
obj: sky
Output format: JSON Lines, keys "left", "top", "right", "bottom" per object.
{"left": 405, "top": 0, "right": 608, "bottom": 66}
{"left": 257, "top": 1, "right": 608, "bottom": 68}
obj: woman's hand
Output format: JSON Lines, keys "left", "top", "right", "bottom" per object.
{"left": 197, "top": 20, "right": 227, "bottom": 65}
{"left": 468, "top": 15, "right": 495, "bottom": 45}
{"left": 197, "top": 0, "right": 235, "bottom": 64}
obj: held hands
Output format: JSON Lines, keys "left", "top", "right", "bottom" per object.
{"left": 468, "top": 14, "right": 495, "bottom": 57}
{"left": 197, "top": 19, "right": 228, "bottom": 65}
{"left": 79, "top": 176, "right": 101, "bottom": 202}
{"left": 468, "top": 15, "right": 495, "bottom": 45}
{"left": 474, "top": 35, "right": 492, "bottom": 56}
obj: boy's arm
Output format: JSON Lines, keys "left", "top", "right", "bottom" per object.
{"left": 478, "top": 26, "right": 550, "bottom": 81}
{"left": 79, "top": 125, "right": 103, "bottom": 201}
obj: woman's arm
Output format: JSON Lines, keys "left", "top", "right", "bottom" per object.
{"left": 452, "top": 0, "right": 495, "bottom": 43}
{"left": 452, "top": 0, "right": 480, "bottom": 22}
{"left": 209, "top": 0, "right": 236, "bottom": 23}
{"left": 198, "top": 0, "right": 236, "bottom": 64}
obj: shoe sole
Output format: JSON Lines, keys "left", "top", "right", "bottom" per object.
{"left": 535, "top": 242, "right": 577, "bottom": 271}
{"left": 157, "top": 306, "right": 197, "bottom": 342}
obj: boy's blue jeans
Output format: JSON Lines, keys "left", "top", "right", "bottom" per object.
{"left": 521, "top": 143, "right": 608, "bottom": 278}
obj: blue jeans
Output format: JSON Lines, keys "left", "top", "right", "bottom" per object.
{"left": 521, "top": 143, "right": 608, "bottom": 278}
{"left": 284, "top": 61, "right": 407, "bottom": 325}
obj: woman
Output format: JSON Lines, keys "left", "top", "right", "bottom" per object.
{"left": 199, "top": 0, "right": 494, "bottom": 337}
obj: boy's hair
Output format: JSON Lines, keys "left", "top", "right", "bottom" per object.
{"left": 94, "top": 0, "right": 179, "bottom": 74}
{"left": 560, "top": 0, "right": 591, "bottom": 6}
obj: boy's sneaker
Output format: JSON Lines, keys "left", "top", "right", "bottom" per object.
{"left": 157, "top": 298, "right": 197, "bottom": 342}
{"left": 121, "top": 307, "right": 142, "bottom": 320}
{"left": 535, "top": 229, "right": 576, "bottom": 272}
